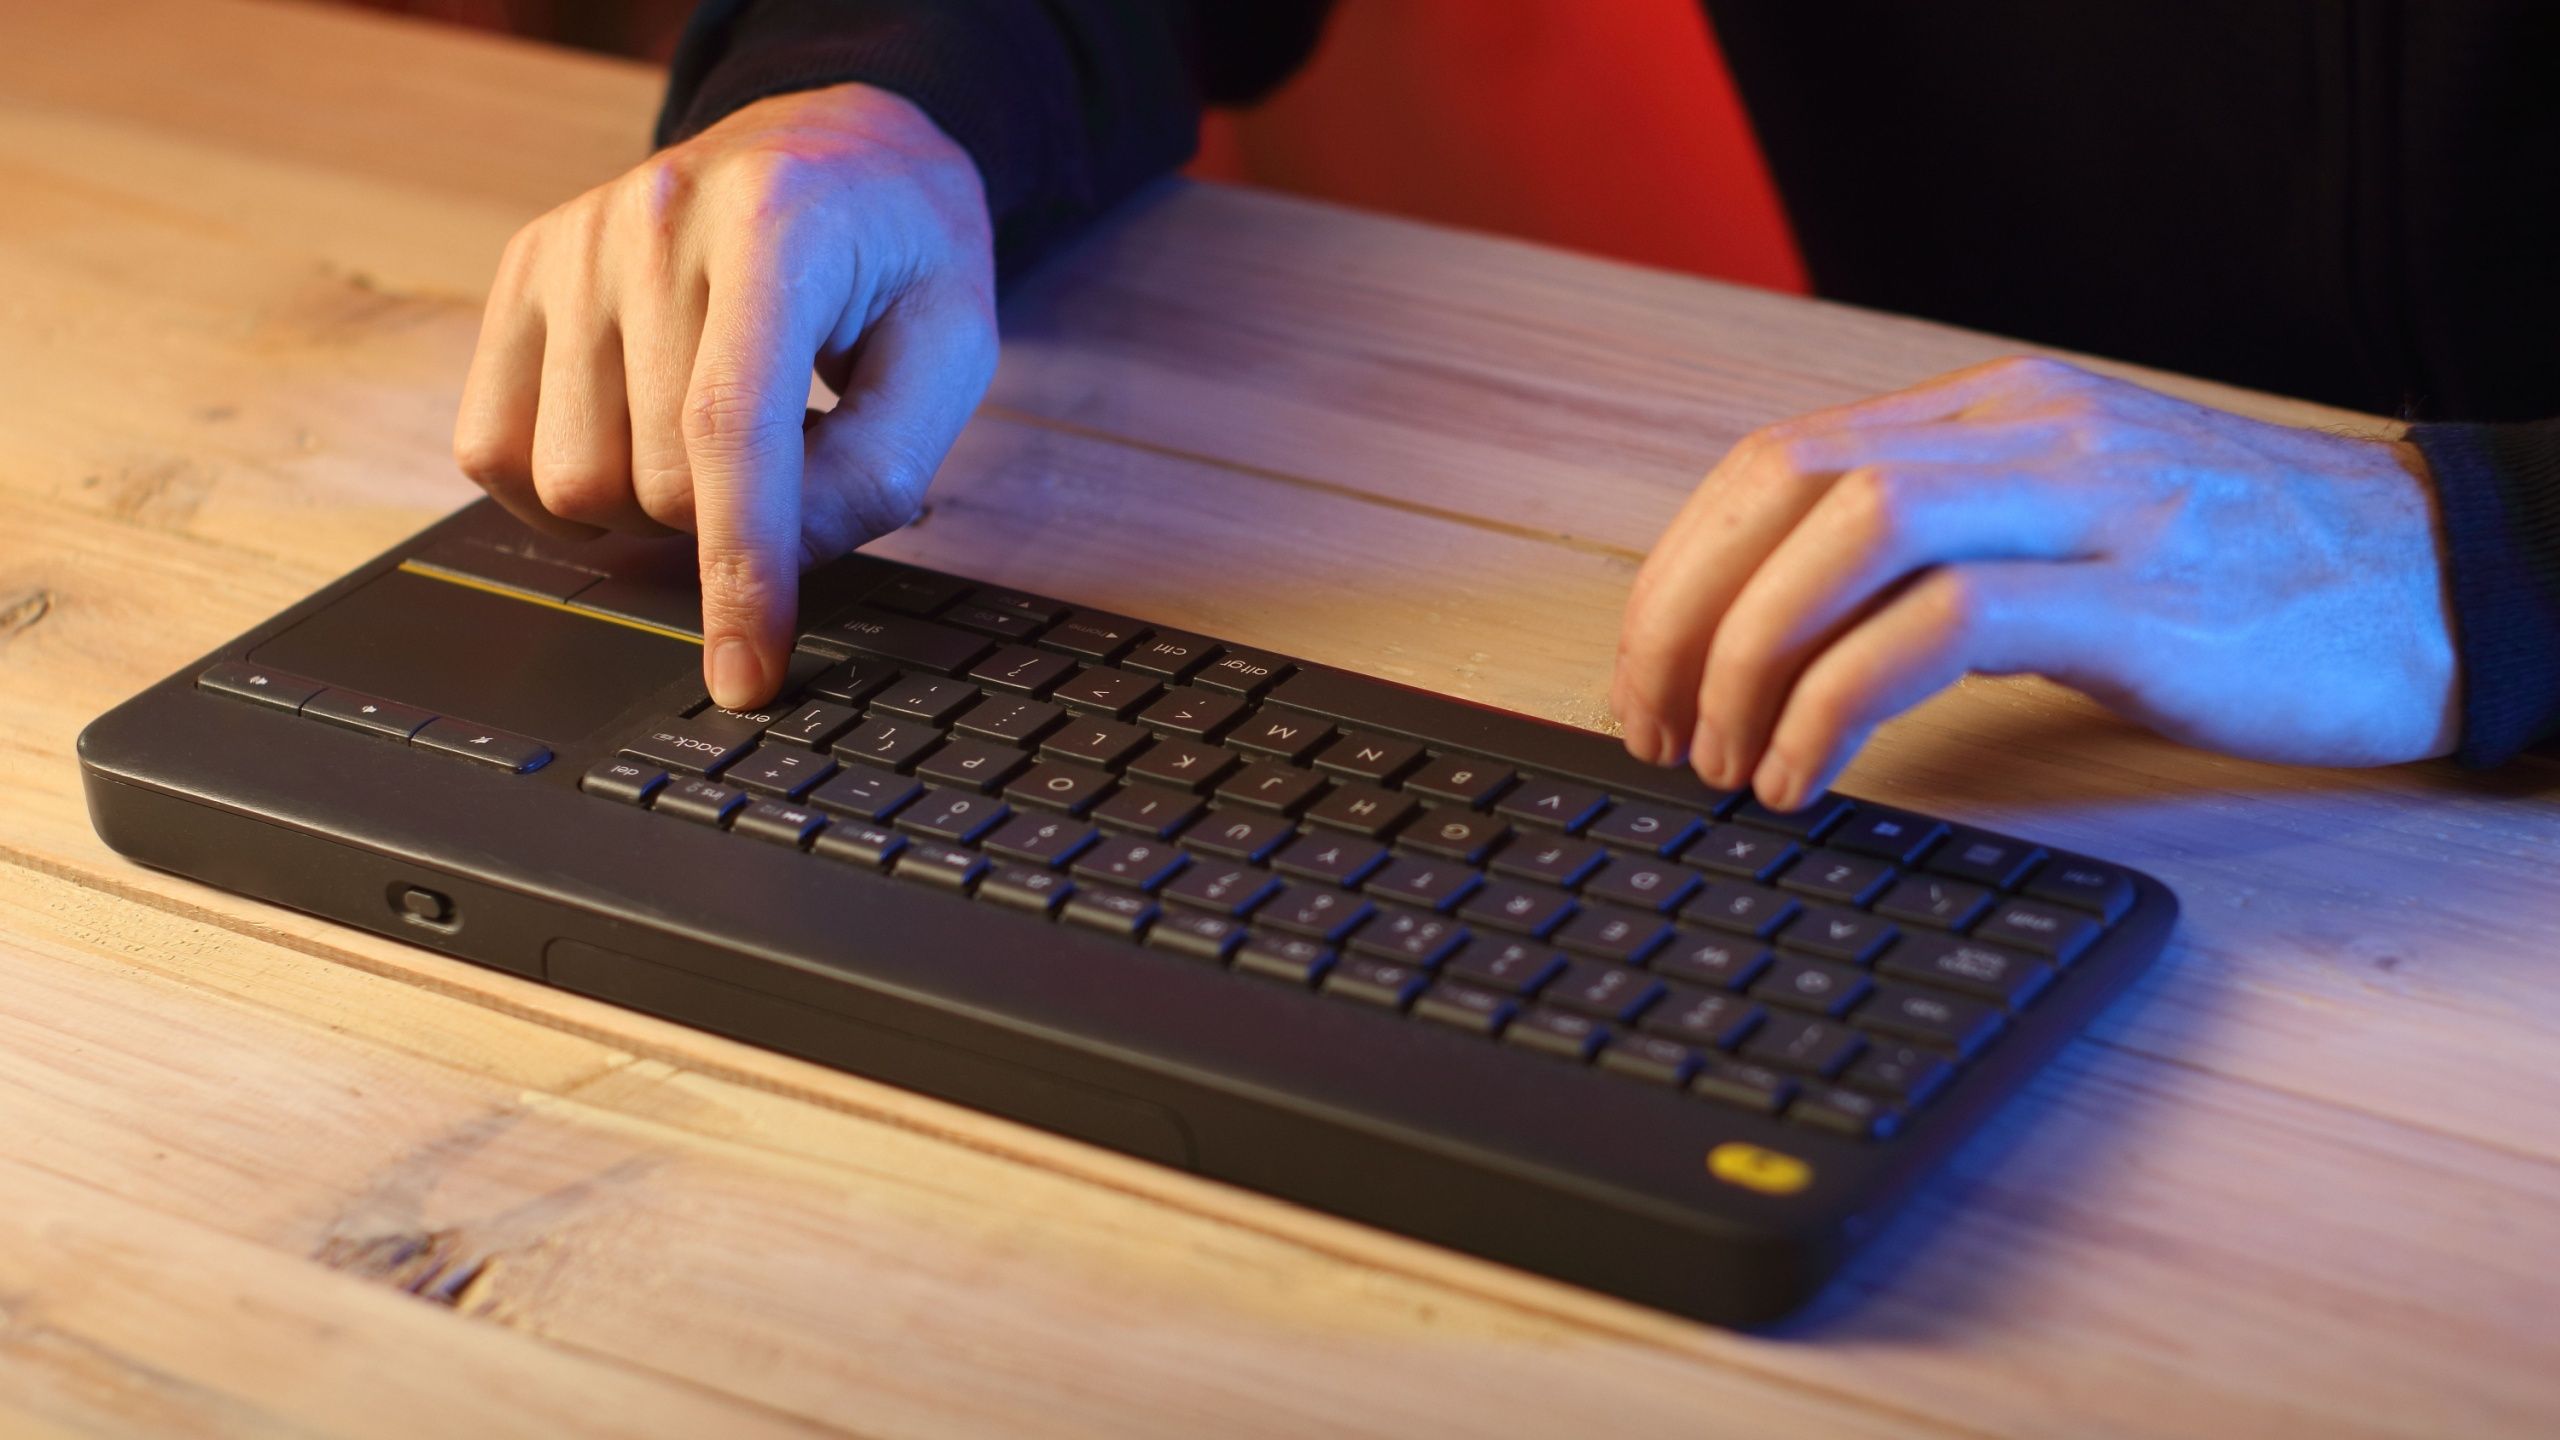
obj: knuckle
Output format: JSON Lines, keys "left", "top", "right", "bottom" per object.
{"left": 1917, "top": 568, "right": 1983, "bottom": 646}
{"left": 453, "top": 431, "right": 526, "bottom": 490}
{"left": 530, "top": 459, "right": 626, "bottom": 519}
{"left": 1831, "top": 465, "right": 1912, "bottom": 550}
{"left": 681, "top": 380, "right": 794, "bottom": 456}
{"left": 696, "top": 542, "right": 793, "bottom": 618}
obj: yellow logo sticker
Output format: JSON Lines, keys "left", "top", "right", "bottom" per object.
{"left": 1707, "top": 1142, "right": 1812, "bottom": 1195}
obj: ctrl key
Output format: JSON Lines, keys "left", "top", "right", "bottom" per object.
{"left": 1789, "top": 1086, "right": 1903, "bottom": 1141}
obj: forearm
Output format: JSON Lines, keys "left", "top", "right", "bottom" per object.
{"left": 2408, "top": 419, "right": 2560, "bottom": 765}
{"left": 657, "top": 0, "right": 1330, "bottom": 280}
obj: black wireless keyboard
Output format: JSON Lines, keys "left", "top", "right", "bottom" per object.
{"left": 80, "top": 500, "right": 2178, "bottom": 1326}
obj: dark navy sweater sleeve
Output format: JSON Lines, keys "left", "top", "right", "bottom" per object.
{"left": 654, "top": 0, "right": 1329, "bottom": 281}
{"left": 2410, "top": 422, "right": 2560, "bottom": 767}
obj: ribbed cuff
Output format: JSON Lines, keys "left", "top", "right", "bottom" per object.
{"left": 2409, "top": 419, "right": 2560, "bottom": 766}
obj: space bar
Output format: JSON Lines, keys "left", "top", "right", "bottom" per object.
{"left": 1261, "top": 667, "right": 1737, "bottom": 813}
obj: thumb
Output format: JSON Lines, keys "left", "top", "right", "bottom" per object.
{"left": 800, "top": 285, "right": 997, "bottom": 555}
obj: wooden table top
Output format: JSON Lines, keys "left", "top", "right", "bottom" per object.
{"left": 7, "top": 3, "right": 2559, "bottom": 1435}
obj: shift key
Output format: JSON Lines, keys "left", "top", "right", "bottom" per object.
{"left": 814, "top": 608, "right": 992, "bottom": 675}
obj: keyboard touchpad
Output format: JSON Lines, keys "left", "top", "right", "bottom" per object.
{"left": 248, "top": 567, "right": 697, "bottom": 745}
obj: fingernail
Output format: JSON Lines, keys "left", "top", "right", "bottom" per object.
{"left": 1652, "top": 723, "right": 1687, "bottom": 768}
{"left": 1756, "top": 755, "right": 1796, "bottom": 811}
{"left": 709, "top": 636, "right": 764, "bottom": 710}
{"left": 1624, "top": 717, "right": 1659, "bottom": 765}
{"left": 1691, "top": 723, "right": 1725, "bottom": 786}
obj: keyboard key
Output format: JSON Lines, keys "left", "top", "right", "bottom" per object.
{"left": 1543, "top": 961, "right": 1664, "bottom": 1023}
{"left": 961, "top": 585, "right": 1065, "bottom": 625}
{"left": 812, "top": 821, "right": 904, "bottom": 870}
{"left": 1491, "top": 834, "right": 1608, "bottom": 889}
{"left": 733, "top": 798, "right": 828, "bottom": 848}
{"left": 1873, "top": 876, "right": 1992, "bottom": 930}
{"left": 1778, "top": 849, "right": 1896, "bottom": 907}
{"left": 1973, "top": 898, "right": 2103, "bottom": 963}
{"left": 804, "top": 657, "right": 898, "bottom": 705}
{"left": 1235, "top": 934, "right": 1334, "bottom": 985}
{"left": 982, "top": 864, "right": 1075, "bottom": 916}
{"left": 1752, "top": 955, "right": 1872, "bottom": 1016}
{"left": 1446, "top": 938, "right": 1565, "bottom": 994}
{"left": 1215, "top": 761, "right": 1326, "bottom": 814}
{"left": 1052, "top": 667, "right": 1161, "bottom": 720}
{"left": 1651, "top": 932, "right": 1774, "bottom": 990}
{"left": 1732, "top": 792, "right": 1852, "bottom": 840}
{"left": 1196, "top": 648, "right": 1292, "bottom": 697}
{"left": 833, "top": 716, "right": 941, "bottom": 772}
{"left": 1586, "top": 801, "right": 1705, "bottom": 857}
{"left": 1004, "top": 761, "right": 1114, "bottom": 815}
{"left": 1348, "top": 908, "right": 1467, "bottom": 966}
{"left": 1927, "top": 829, "right": 2046, "bottom": 889}
{"left": 1162, "top": 862, "right": 1279, "bottom": 916}
{"left": 915, "top": 737, "right": 1030, "bottom": 793}
{"left": 1790, "top": 1086, "right": 1901, "bottom": 1141}
{"left": 981, "top": 813, "right": 1099, "bottom": 868}
{"left": 654, "top": 776, "right": 746, "bottom": 826}
{"left": 1829, "top": 808, "right": 1947, "bottom": 865}
{"left": 1259, "top": 883, "right": 1373, "bottom": 942}
{"left": 1582, "top": 857, "right": 1701, "bottom": 913}
{"left": 951, "top": 695, "right": 1066, "bottom": 747}
{"left": 1041, "top": 718, "right": 1151, "bottom": 769}
{"left": 1688, "top": 825, "right": 1799, "bottom": 883}
{"left": 1495, "top": 778, "right": 1607, "bottom": 832}
{"left": 871, "top": 675, "right": 980, "bottom": 726}
{"left": 1323, "top": 956, "right": 1431, "bottom": 1010}
{"left": 1553, "top": 906, "right": 1673, "bottom": 965}
{"left": 1042, "top": 610, "right": 1144, "bottom": 662}
{"left": 1402, "top": 756, "right": 1516, "bottom": 808}
{"left": 1121, "top": 629, "right": 1217, "bottom": 679}
{"left": 769, "top": 699, "right": 863, "bottom": 749}
{"left": 862, "top": 570, "right": 968, "bottom": 617}
{"left": 1361, "top": 856, "right": 1480, "bottom": 912}
{"left": 806, "top": 767, "right": 922, "bottom": 822}
{"left": 1071, "top": 835, "right": 1188, "bottom": 892}
{"left": 1856, "top": 985, "right": 2006, "bottom": 1059}
{"left": 1780, "top": 905, "right": 1897, "bottom": 964}
{"left": 818, "top": 609, "right": 992, "bottom": 674}
{"left": 1691, "top": 1060, "right": 1796, "bottom": 1114}
{"left": 895, "top": 788, "right": 1009, "bottom": 844}
{"left": 1124, "top": 736, "right": 1237, "bottom": 792}
{"left": 305, "top": 688, "right": 435, "bottom": 740}
{"left": 1458, "top": 881, "right": 1576, "bottom": 938}
{"left": 1740, "top": 1015, "right": 1864, "bottom": 1077}
{"left": 1272, "top": 832, "right": 1388, "bottom": 886}
{"left": 2023, "top": 856, "right": 2137, "bottom": 923}
{"left": 967, "top": 645, "right": 1076, "bottom": 696}
{"left": 726, "top": 746, "right": 838, "bottom": 799}
{"left": 1303, "top": 783, "right": 1417, "bottom": 839}
{"left": 1599, "top": 1034, "right": 1705, "bottom": 1087}
{"left": 1842, "top": 1044, "right": 1954, "bottom": 1106}
{"left": 942, "top": 602, "right": 1042, "bottom": 640}
{"left": 1312, "top": 731, "right": 1423, "bottom": 784}
{"left": 624, "top": 711, "right": 761, "bottom": 775}
{"left": 1400, "top": 808, "right": 1506, "bottom": 863}
{"left": 1136, "top": 687, "right": 1247, "bottom": 737}
{"left": 198, "top": 659, "right": 323, "bottom": 711}
{"left": 1413, "top": 982, "right": 1518, "bottom": 1036}
{"left": 1879, "top": 934, "right": 2054, "bottom": 1008}
{"left": 1505, "top": 1007, "right": 1609, "bottom": 1062}
{"left": 1681, "top": 881, "right": 1800, "bottom": 939}
{"left": 1062, "top": 887, "right": 1157, "bottom": 939}
{"left": 413, "top": 718, "right": 551, "bottom": 773}
{"left": 1183, "top": 808, "right": 1295, "bottom": 862}
{"left": 1640, "top": 988, "right": 1761, "bottom": 1049}
{"left": 581, "top": 757, "right": 667, "bottom": 805}
{"left": 1228, "top": 711, "right": 1333, "bottom": 763}
{"left": 1092, "top": 781, "right": 1204, "bottom": 838}
{"left": 1148, "top": 910, "right": 1248, "bottom": 961}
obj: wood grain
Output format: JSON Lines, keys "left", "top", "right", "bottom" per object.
{"left": 5, "top": 2, "right": 2558, "bottom": 1436}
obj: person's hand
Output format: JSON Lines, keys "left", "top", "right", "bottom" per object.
{"left": 452, "top": 83, "right": 997, "bottom": 709}
{"left": 1610, "top": 356, "right": 2461, "bottom": 809}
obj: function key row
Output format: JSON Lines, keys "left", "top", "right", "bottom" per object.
{"left": 198, "top": 660, "right": 551, "bottom": 773}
